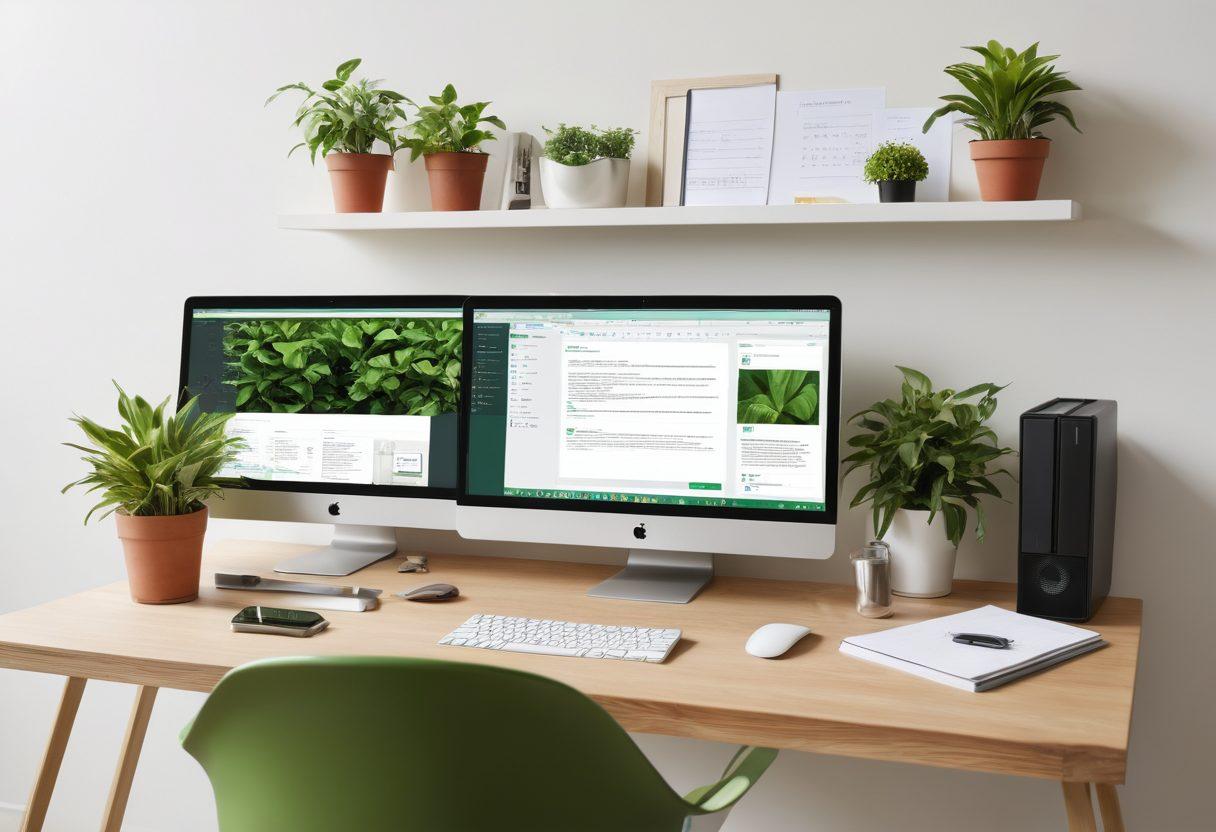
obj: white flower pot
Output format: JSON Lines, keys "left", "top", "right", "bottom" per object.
{"left": 539, "top": 157, "right": 629, "bottom": 209}
{"left": 881, "top": 509, "right": 959, "bottom": 598}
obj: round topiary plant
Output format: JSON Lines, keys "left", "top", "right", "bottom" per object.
{"left": 863, "top": 142, "right": 929, "bottom": 183}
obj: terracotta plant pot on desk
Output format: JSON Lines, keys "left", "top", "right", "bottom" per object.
{"left": 324, "top": 152, "right": 394, "bottom": 213}
{"left": 115, "top": 506, "right": 208, "bottom": 604}
{"left": 970, "top": 139, "right": 1051, "bottom": 201}
{"left": 424, "top": 151, "right": 489, "bottom": 211}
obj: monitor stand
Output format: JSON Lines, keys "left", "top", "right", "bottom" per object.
{"left": 273, "top": 525, "right": 398, "bottom": 577}
{"left": 587, "top": 550, "right": 713, "bottom": 604}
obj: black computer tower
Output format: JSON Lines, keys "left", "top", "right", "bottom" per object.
{"left": 1017, "top": 399, "right": 1117, "bottom": 622}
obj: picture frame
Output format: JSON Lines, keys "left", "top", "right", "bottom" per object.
{"left": 645, "top": 73, "right": 779, "bottom": 207}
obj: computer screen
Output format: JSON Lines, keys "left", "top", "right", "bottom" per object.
{"left": 180, "top": 297, "right": 464, "bottom": 497}
{"left": 461, "top": 298, "right": 840, "bottom": 523}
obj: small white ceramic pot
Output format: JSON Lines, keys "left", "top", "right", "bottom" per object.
{"left": 881, "top": 509, "right": 959, "bottom": 598}
{"left": 539, "top": 157, "right": 629, "bottom": 209}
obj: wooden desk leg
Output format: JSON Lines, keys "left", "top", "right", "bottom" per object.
{"left": 100, "top": 685, "right": 158, "bottom": 832}
{"left": 1095, "top": 784, "right": 1125, "bottom": 832}
{"left": 20, "top": 676, "right": 87, "bottom": 832}
{"left": 1062, "top": 782, "right": 1098, "bottom": 832}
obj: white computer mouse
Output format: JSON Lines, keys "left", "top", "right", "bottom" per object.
{"left": 745, "top": 623, "right": 813, "bottom": 658}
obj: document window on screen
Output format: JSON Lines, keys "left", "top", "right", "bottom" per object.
{"left": 184, "top": 307, "right": 462, "bottom": 490}
{"left": 466, "top": 309, "right": 831, "bottom": 512}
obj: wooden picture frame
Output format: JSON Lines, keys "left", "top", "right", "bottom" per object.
{"left": 645, "top": 73, "right": 779, "bottom": 207}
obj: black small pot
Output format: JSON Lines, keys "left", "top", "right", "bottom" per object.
{"left": 878, "top": 180, "right": 917, "bottom": 203}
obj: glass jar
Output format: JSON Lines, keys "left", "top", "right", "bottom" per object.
{"left": 851, "top": 540, "right": 893, "bottom": 618}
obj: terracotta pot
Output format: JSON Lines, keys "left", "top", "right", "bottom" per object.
{"left": 970, "top": 139, "right": 1051, "bottom": 201}
{"left": 324, "top": 152, "right": 394, "bottom": 213}
{"left": 114, "top": 507, "right": 208, "bottom": 604}
{"left": 423, "top": 152, "right": 489, "bottom": 211}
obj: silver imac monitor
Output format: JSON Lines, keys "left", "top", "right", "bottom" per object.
{"left": 457, "top": 296, "right": 841, "bottom": 603}
{"left": 180, "top": 296, "right": 465, "bottom": 576}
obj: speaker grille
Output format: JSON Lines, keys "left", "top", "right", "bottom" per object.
{"left": 1018, "top": 554, "right": 1089, "bottom": 621}
{"left": 1036, "top": 560, "right": 1071, "bottom": 596}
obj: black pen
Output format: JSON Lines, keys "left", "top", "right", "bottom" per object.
{"left": 950, "top": 632, "right": 1013, "bottom": 649}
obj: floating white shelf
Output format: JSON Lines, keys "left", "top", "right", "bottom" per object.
{"left": 279, "top": 200, "right": 1079, "bottom": 231}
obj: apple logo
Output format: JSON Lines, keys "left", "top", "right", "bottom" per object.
{"left": 633, "top": 523, "right": 647, "bottom": 540}
{"left": 328, "top": 502, "right": 341, "bottom": 516}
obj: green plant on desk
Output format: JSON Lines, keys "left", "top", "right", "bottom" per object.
{"left": 399, "top": 84, "right": 505, "bottom": 160}
{"left": 542, "top": 124, "right": 638, "bottom": 165}
{"left": 862, "top": 142, "right": 928, "bottom": 184}
{"left": 61, "top": 383, "right": 245, "bottom": 522}
{"left": 842, "top": 367, "right": 1014, "bottom": 546}
{"left": 266, "top": 58, "right": 409, "bottom": 162}
{"left": 922, "top": 39, "right": 1082, "bottom": 140}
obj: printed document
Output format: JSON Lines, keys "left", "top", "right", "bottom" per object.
{"left": 682, "top": 84, "right": 777, "bottom": 206}
{"left": 768, "top": 88, "right": 886, "bottom": 204}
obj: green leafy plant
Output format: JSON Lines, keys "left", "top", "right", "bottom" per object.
{"left": 543, "top": 124, "right": 638, "bottom": 166}
{"left": 223, "top": 318, "right": 461, "bottom": 417}
{"left": 266, "top": 58, "right": 408, "bottom": 162}
{"left": 863, "top": 142, "right": 929, "bottom": 183}
{"left": 62, "top": 384, "right": 245, "bottom": 523}
{"left": 922, "top": 40, "right": 1081, "bottom": 140}
{"left": 596, "top": 127, "right": 638, "bottom": 160}
{"left": 842, "top": 367, "right": 1014, "bottom": 546}
{"left": 737, "top": 370, "right": 819, "bottom": 425}
{"left": 400, "top": 84, "right": 505, "bottom": 161}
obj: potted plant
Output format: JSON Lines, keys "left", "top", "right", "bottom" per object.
{"left": 62, "top": 384, "right": 245, "bottom": 604}
{"left": 843, "top": 367, "right": 1014, "bottom": 598}
{"left": 923, "top": 40, "right": 1081, "bottom": 201}
{"left": 401, "top": 84, "right": 505, "bottom": 211}
{"left": 540, "top": 124, "right": 638, "bottom": 209}
{"left": 267, "top": 58, "right": 407, "bottom": 213}
{"left": 863, "top": 142, "right": 929, "bottom": 203}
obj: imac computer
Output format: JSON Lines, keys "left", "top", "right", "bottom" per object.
{"left": 180, "top": 296, "right": 465, "bottom": 576}
{"left": 458, "top": 296, "right": 841, "bottom": 603}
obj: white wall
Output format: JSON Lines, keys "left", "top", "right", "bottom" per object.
{"left": 2, "top": 0, "right": 1213, "bottom": 829}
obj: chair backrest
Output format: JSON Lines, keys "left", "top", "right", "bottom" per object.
{"left": 181, "top": 656, "right": 694, "bottom": 832}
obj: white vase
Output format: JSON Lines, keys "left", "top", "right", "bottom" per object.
{"left": 539, "top": 157, "right": 629, "bottom": 209}
{"left": 881, "top": 509, "right": 959, "bottom": 598}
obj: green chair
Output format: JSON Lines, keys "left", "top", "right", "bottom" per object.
{"left": 181, "top": 656, "right": 777, "bottom": 832}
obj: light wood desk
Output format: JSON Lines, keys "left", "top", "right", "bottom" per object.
{"left": 0, "top": 540, "right": 1141, "bottom": 832}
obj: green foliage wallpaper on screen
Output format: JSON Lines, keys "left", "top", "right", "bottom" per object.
{"left": 222, "top": 318, "right": 461, "bottom": 416}
{"left": 737, "top": 369, "right": 819, "bottom": 425}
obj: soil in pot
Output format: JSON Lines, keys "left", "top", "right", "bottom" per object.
{"left": 424, "top": 152, "right": 489, "bottom": 211}
{"left": 324, "top": 153, "right": 394, "bottom": 213}
{"left": 877, "top": 180, "right": 916, "bottom": 203}
{"left": 115, "top": 506, "right": 208, "bottom": 604}
{"left": 970, "top": 139, "right": 1051, "bottom": 201}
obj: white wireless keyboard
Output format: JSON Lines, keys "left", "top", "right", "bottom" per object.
{"left": 439, "top": 614, "right": 681, "bottom": 663}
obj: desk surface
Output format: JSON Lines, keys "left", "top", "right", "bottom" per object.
{"left": 0, "top": 540, "right": 1141, "bottom": 783}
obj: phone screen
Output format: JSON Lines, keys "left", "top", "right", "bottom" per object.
{"left": 232, "top": 606, "right": 325, "bottom": 628}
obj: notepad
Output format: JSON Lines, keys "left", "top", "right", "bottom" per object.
{"left": 840, "top": 605, "right": 1104, "bottom": 692}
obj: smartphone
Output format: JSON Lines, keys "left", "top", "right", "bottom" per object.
{"left": 231, "top": 606, "right": 329, "bottom": 637}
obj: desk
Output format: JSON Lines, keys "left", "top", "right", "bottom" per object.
{"left": 0, "top": 540, "right": 1141, "bottom": 832}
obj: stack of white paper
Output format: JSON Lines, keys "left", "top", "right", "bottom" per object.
{"left": 840, "top": 605, "right": 1104, "bottom": 692}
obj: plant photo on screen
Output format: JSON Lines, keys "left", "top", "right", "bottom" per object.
{"left": 222, "top": 318, "right": 461, "bottom": 416}
{"left": 737, "top": 370, "right": 819, "bottom": 425}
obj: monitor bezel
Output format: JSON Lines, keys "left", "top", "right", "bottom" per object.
{"left": 458, "top": 295, "right": 842, "bottom": 525}
{"left": 179, "top": 295, "right": 466, "bottom": 500}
